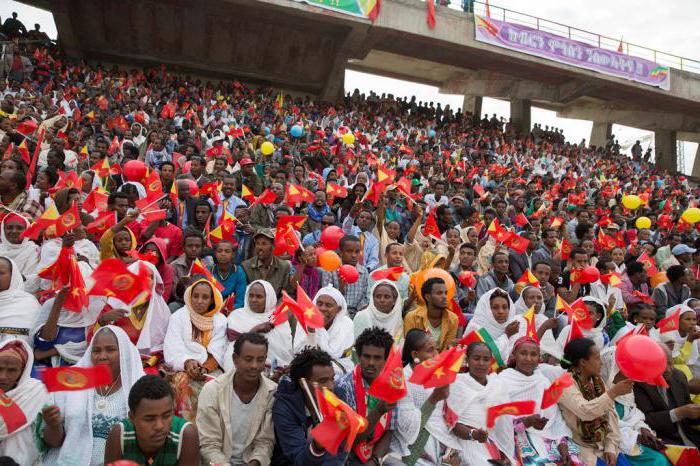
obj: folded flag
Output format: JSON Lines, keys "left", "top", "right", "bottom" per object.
{"left": 38, "top": 246, "right": 88, "bottom": 312}
{"left": 368, "top": 345, "right": 407, "bottom": 404}
{"left": 540, "top": 372, "right": 574, "bottom": 409}
{"left": 0, "top": 390, "right": 27, "bottom": 434}
{"left": 663, "top": 444, "right": 700, "bottom": 466}
{"left": 486, "top": 400, "right": 536, "bottom": 428}
{"left": 409, "top": 346, "right": 465, "bottom": 388}
{"left": 41, "top": 365, "right": 112, "bottom": 392}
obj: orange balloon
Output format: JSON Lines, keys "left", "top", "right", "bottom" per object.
{"left": 416, "top": 267, "right": 455, "bottom": 301}
{"left": 318, "top": 250, "right": 341, "bottom": 272}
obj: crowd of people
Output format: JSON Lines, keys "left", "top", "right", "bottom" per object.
{"left": 1, "top": 15, "right": 700, "bottom": 466}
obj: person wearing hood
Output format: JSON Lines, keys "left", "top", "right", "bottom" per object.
{"left": 466, "top": 288, "right": 518, "bottom": 360}
{"left": 271, "top": 347, "right": 343, "bottom": 465}
{"left": 353, "top": 279, "right": 403, "bottom": 340}
{"left": 140, "top": 237, "right": 174, "bottom": 302}
{"left": 0, "top": 256, "right": 41, "bottom": 346}
{"left": 138, "top": 196, "right": 184, "bottom": 261}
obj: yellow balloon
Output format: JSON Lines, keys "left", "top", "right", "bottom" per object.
{"left": 260, "top": 141, "right": 274, "bottom": 156}
{"left": 681, "top": 207, "right": 700, "bottom": 224}
{"left": 635, "top": 217, "right": 651, "bottom": 229}
{"left": 621, "top": 194, "right": 642, "bottom": 210}
{"left": 342, "top": 132, "right": 355, "bottom": 145}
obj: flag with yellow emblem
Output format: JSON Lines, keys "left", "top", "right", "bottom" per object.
{"left": 408, "top": 346, "right": 465, "bottom": 388}
{"left": 311, "top": 387, "right": 368, "bottom": 455}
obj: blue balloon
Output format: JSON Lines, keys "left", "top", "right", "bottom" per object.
{"left": 428, "top": 129, "right": 436, "bottom": 138}
{"left": 290, "top": 125, "right": 303, "bottom": 138}
{"left": 264, "top": 127, "right": 271, "bottom": 135}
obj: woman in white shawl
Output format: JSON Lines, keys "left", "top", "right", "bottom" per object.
{"left": 0, "top": 257, "right": 41, "bottom": 345}
{"left": 0, "top": 213, "right": 40, "bottom": 278}
{"left": 0, "top": 339, "right": 48, "bottom": 465}
{"left": 164, "top": 278, "right": 227, "bottom": 421}
{"left": 39, "top": 326, "right": 145, "bottom": 466}
{"left": 37, "top": 228, "right": 100, "bottom": 293}
{"left": 497, "top": 336, "right": 582, "bottom": 465}
{"left": 662, "top": 304, "right": 700, "bottom": 381}
{"left": 223, "top": 279, "right": 293, "bottom": 371}
{"left": 556, "top": 296, "right": 610, "bottom": 352}
{"left": 293, "top": 285, "right": 354, "bottom": 374}
{"left": 354, "top": 279, "right": 403, "bottom": 340}
{"left": 510, "top": 285, "right": 559, "bottom": 355}
{"left": 422, "top": 341, "right": 515, "bottom": 465}
{"left": 465, "top": 288, "right": 517, "bottom": 360}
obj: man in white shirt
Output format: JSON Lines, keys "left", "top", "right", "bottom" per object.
{"left": 423, "top": 179, "right": 448, "bottom": 211}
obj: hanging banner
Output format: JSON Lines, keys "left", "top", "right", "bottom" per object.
{"left": 474, "top": 16, "right": 670, "bottom": 91}
{"left": 296, "top": 0, "right": 377, "bottom": 19}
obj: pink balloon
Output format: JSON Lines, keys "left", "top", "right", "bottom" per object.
{"left": 123, "top": 160, "right": 147, "bottom": 182}
{"left": 339, "top": 264, "right": 359, "bottom": 284}
{"left": 320, "top": 226, "right": 344, "bottom": 250}
{"left": 615, "top": 335, "right": 666, "bottom": 385}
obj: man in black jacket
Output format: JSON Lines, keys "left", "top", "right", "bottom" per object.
{"left": 633, "top": 346, "right": 700, "bottom": 447}
{"left": 271, "top": 347, "right": 342, "bottom": 465}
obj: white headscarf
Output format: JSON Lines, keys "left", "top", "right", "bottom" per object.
{"left": 0, "top": 257, "right": 42, "bottom": 345}
{"left": 664, "top": 304, "right": 699, "bottom": 364}
{"left": 466, "top": 288, "right": 514, "bottom": 339}
{"left": 556, "top": 296, "right": 609, "bottom": 351}
{"left": 118, "top": 181, "right": 146, "bottom": 199}
{"left": 293, "top": 285, "right": 354, "bottom": 374}
{"left": 0, "top": 339, "right": 48, "bottom": 464}
{"left": 0, "top": 215, "right": 40, "bottom": 276}
{"left": 224, "top": 280, "right": 293, "bottom": 369}
{"left": 353, "top": 279, "right": 402, "bottom": 339}
{"left": 512, "top": 285, "right": 545, "bottom": 315}
{"left": 41, "top": 326, "right": 145, "bottom": 466}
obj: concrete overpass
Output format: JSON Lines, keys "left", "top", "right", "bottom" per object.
{"left": 22, "top": 0, "right": 700, "bottom": 174}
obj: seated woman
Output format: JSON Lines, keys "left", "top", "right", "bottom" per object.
{"left": 498, "top": 336, "right": 582, "bottom": 465}
{"left": 465, "top": 288, "right": 517, "bottom": 361}
{"left": 556, "top": 296, "right": 610, "bottom": 352}
{"left": 293, "top": 285, "right": 354, "bottom": 374}
{"left": 422, "top": 341, "right": 515, "bottom": 465}
{"left": 0, "top": 339, "right": 49, "bottom": 465}
{"left": 99, "top": 210, "right": 139, "bottom": 262}
{"left": 223, "top": 280, "right": 293, "bottom": 372}
{"left": 558, "top": 337, "right": 653, "bottom": 465}
{"left": 38, "top": 326, "right": 145, "bottom": 466}
{"left": 164, "top": 279, "right": 227, "bottom": 421}
{"left": 91, "top": 261, "right": 170, "bottom": 368}
{"left": 140, "top": 238, "right": 174, "bottom": 302}
{"left": 353, "top": 279, "right": 403, "bottom": 340}
{"left": 208, "top": 240, "right": 246, "bottom": 310}
{"left": 0, "top": 257, "right": 41, "bottom": 345}
{"left": 661, "top": 304, "right": 700, "bottom": 381}
{"left": 510, "top": 285, "right": 559, "bottom": 351}
{"left": 0, "top": 213, "right": 40, "bottom": 279}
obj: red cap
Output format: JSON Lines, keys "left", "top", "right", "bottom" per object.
{"left": 240, "top": 157, "right": 254, "bottom": 166}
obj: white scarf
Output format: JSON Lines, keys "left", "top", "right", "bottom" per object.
{"left": 41, "top": 326, "right": 145, "bottom": 466}
{"left": 353, "top": 280, "right": 403, "bottom": 340}
{"left": 0, "top": 216, "right": 40, "bottom": 276}
{"left": 293, "top": 286, "right": 354, "bottom": 373}
{"left": 164, "top": 304, "right": 228, "bottom": 372}
{"left": 466, "top": 288, "right": 514, "bottom": 340}
{"left": 0, "top": 339, "right": 48, "bottom": 465}
{"left": 224, "top": 280, "right": 293, "bottom": 369}
{"left": 664, "top": 304, "right": 700, "bottom": 368}
{"left": 0, "top": 257, "right": 41, "bottom": 344}
{"left": 509, "top": 286, "right": 558, "bottom": 358}
{"left": 555, "top": 296, "right": 609, "bottom": 351}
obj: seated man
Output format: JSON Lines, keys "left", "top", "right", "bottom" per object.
{"left": 104, "top": 374, "right": 199, "bottom": 465}
{"left": 197, "top": 332, "right": 277, "bottom": 465}
{"left": 335, "top": 327, "right": 419, "bottom": 465}
{"left": 271, "top": 347, "right": 341, "bottom": 465}
{"left": 633, "top": 344, "right": 700, "bottom": 447}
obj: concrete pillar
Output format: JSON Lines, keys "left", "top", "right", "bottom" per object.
{"left": 510, "top": 98, "right": 531, "bottom": 135}
{"left": 589, "top": 122, "right": 612, "bottom": 148}
{"left": 462, "top": 95, "right": 483, "bottom": 120}
{"left": 654, "top": 130, "right": 677, "bottom": 172}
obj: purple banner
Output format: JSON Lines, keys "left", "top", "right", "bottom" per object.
{"left": 474, "top": 16, "right": 670, "bottom": 91}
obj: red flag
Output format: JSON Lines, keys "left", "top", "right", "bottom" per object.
{"left": 632, "top": 291, "right": 655, "bottom": 305}
{"left": 17, "top": 140, "right": 30, "bottom": 165}
{"left": 144, "top": 170, "right": 162, "bottom": 200}
{"left": 443, "top": 402, "right": 459, "bottom": 429}
{"left": 273, "top": 226, "right": 301, "bottom": 256}
{"left": 22, "top": 204, "right": 60, "bottom": 240}
{"left": 169, "top": 179, "right": 179, "bottom": 206}
{"left": 294, "top": 285, "right": 325, "bottom": 333}
{"left": 422, "top": 210, "right": 441, "bottom": 240}
{"left": 370, "top": 266, "right": 404, "bottom": 281}
{"left": 522, "top": 306, "right": 539, "bottom": 342}
{"left": 311, "top": 388, "right": 368, "bottom": 455}
{"left": 567, "top": 317, "right": 584, "bottom": 344}
{"left": 241, "top": 184, "right": 255, "bottom": 203}
{"left": 277, "top": 215, "right": 307, "bottom": 231}
{"left": 88, "top": 258, "right": 150, "bottom": 304}
{"left": 368, "top": 346, "right": 407, "bottom": 403}
{"left": 516, "top": 270, "right": 540, "bottom": 287}
{"left": 409, "top": 346, "right": 465, "bottom": 388}
{"left": 487, "top": 219, "right": 510, "bottom": 243}
{"left": 457, "top": 270, "right": 477, "bottom": 288}
{"left": 189, "top": 258, "right": 225, "bottom": 293}
{"left": 637, "top": 252, "right": 659, "bottom": 277}
{"left": 91, "top": 158, "right": 110, "bottom": 178}
{"left": 558, "top": 238, "right": 572, "bottom": 260}
{"left": 86, "top": 211, "right": 117, "bottom": 238}
{"left": 617, "top": 37, "right": 624, "bottom": 53}
{"left": 540, "top": 372, "right": 575, "bottom": 409}
{"left": 286, "top": 183, "right": 314, "bottom": 205}
{"left": 426, "top": 0, "right": 436, "bottom": 29}
{"left": 515, "top": 213, "right": 529, "bottom": 227}
{"left": 208, "top": 218, "right": 237, "bottom": 244}
{"left": 200, "top": 182, "right": 221, "bottom": 206}
{"left": 326, "top": 182, "right": 348, "bottom": 198}
{"left": 2, "top": 143, "right": 14, "bottom": 161}
{"left": 16, "top": 119, "right": 38, "bottom": 136}
{"left": 251, "top": 188, "right": 279, "bottom": 207}
{"left": 82, "top": 189, "right": 108, "bottom": 213}
{"left": 55, "top": 202, "right": 81, "bottom": 236}
{"left": 26, "top": 129, "right": 44, "bottom": 189}
{"left": 486, "top": 400, "right": 536, "bottom": 428}
{"left": 503, "top": 233, "right": 529, "bottom": 254}
{"left": 657, "top": 308, "right": 681, "bottom": 334}
{"left": 0, "top": 390, "right": 27, "bottom": 434}
{"left": 41, "top": 365, "right": 112, "bottom": 392}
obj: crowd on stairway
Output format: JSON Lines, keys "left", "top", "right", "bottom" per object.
{"left": 1, "top": 14, "right": 700, "bottom": 466}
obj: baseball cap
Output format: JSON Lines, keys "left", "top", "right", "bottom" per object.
{"left": 672, "top": 244, "right": 696, "bottom": 256}
{"left": 239, "top": 158, "right": 255, "bottom": 166}
{"left": 254, "top": 228, "right": 275, "bottom": 240}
